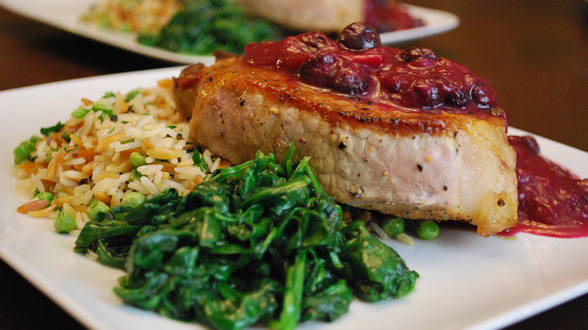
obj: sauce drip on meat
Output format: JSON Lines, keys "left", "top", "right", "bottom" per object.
{"left": 363, "top": 0, "right": 424, "bottom": 32}
{"left": 501, "top": 136, "right": 588, "bottom": 238}
{"left": 243, "top": 23, "right": 502, "bottom": 120}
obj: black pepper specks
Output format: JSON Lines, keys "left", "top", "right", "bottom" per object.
{"left": 239, "top": 99, "right": 246, "bottom": 106}
{"left": 417, "top": 164, "right": 423, "bottom": 172}
{"left": 338, "top": 142, "right": 346, "bottom": 149}
{"left": 453, "top": 131, "right": 458, "bottom": 138}
{"left": 497, "top": 199, "right": 505, "bottom": 207}
{"left": 443, "top": 185, "right": 448, "bottom": 191}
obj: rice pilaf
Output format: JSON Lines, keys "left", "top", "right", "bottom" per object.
{"left": 13, "top": 79, "right": 222, "bottom": 229}
{"left": 81, "top": 0, "right": 181, "bottom": 34}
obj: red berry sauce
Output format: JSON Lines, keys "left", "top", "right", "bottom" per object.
{"left": 243, "top": 23, "right": 501, "bottom": 119}
{"left": 363, "top": 0, "right": 424, "bottom": 32}
{"left": 501, "top": 136, "right": 588, "bottom": 238}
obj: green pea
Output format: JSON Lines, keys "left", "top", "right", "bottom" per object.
{"left": 88, "top": 200, "right": 110, "bottom": 221}
{"left": 129, "top": 152, "right": 146, "bottom": 168}
{"left": 129, "top": 169, "right": 142, "bottom": 181}
{"left": 37, "top": 191, "right": 54, "bottom": 203}
{"left": 122, "top": 191, "right": 146, "bottom": 208}
{"left": 55, "top": 210, "right": 76, "bottom": 233}
{"left": 13, "top": 140, "right": 35, "bottom": 164}
{"left": 416, "top": 220, "right": 440, "bottom": 240}
{"left": 382, "top": 217, "right": 405, "bottom": 237}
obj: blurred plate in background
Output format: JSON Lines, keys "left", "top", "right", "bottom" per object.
{"left": 381, "top": 4, "right": 459, "bottom": 44}
{"left": 0, "top": 0, "right": 458, "bottom": 64}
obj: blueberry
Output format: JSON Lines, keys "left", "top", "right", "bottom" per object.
{"left": 445, "top": 88, "right": 468, "bottom": 107}
{"left": 332, "top": 67, "right": 368, "bottom": 95}
{"left": 298, "top": 32, "right": 336, "bottom": 52}
{"left": 299, "top": 53, "right": 337, "bottom": 88}
{"left": 300, "top": 53, "right": 368, "bottom": 95}
{"left": 338, "top": 22, "right": 381, "bottom": 51}
{"left": 401, "top": 47, "right": 436, "bottom": 62}
{"left": 471, "top": 85, "right": 490, "bottom": 106}
{"left": 413, "top": 80, "right": 442, "bottom": 107}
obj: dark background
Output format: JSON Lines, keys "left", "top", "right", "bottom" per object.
{"left": 0, "top": 0, "right": 586, "bottom": 329}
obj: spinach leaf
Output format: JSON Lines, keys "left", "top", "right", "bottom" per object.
{"left": 75, "top": 145, "right": 418, "bottom": 329}
{"left": 340, "top": 221, "right": 419, "bottom": 301}
{"left": 137, "top": 0, "right": 276, "bottom": 55}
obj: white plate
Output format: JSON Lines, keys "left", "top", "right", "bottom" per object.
{"left": 380, "top": 4, "right": 459, "bottom": 44}
{"left": 0, "top": 0, "right": 458, "bottom": 64}
{"left": 0, "top": 68, "right": 586, "bottom": 330}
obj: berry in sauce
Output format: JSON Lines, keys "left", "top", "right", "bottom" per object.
{"left": 244, "top": 31, "right": 337, "bottom": 70}
{"left": 338, "top": 22, "right": 381, "bottom": 51}
{"left": 300, "top": 53, "right": 369, "bottom": 95}
{"left": 244, "top": 23, "right": 499, "bottom": 116}
{"left": 401, "top": 47, "right": 437, "bottom": 62}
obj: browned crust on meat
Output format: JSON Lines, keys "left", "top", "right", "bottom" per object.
{"left": 174, "top": 58, "right": 507, "bottom": 136}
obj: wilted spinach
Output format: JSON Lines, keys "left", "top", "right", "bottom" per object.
{"left": 138, "top": 0, "right": 276, "bottom": 55}
{"left": 75, "top": 146, "right": 418, "bottom": 330}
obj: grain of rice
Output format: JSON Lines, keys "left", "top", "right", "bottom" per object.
{"left": 137, "top": 164, "right": 163, "bottom": 176}
{"left": 140, "top": 176, "right": 159, "bottom": 195}
{"left": 395, "top": 233, "right": 415, "bottom": 246}
{"left": 27, "top": 205, "right": 56, "bottom": 218}
{"left": 31, "top": 174, "right": 45, "bottom": 193}
{"left": 65, "top": 157, "right": 86, "bottom": 166}
{"left": 63, "top": 203, "right": 76, "bottom": 217}
{"left": 370, "top": 222, "right": 391, "bottom": 241}
{"left": 61, "top": 170, "right": 87, "bottom": 181}
{"left": 59, "top": 177, "right": 78, "bottom": 188}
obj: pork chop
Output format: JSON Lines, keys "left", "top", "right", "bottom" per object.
{"left": 173, "top": 26, "right": 518, "bottom": 236}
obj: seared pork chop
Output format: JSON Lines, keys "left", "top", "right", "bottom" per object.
{"left": 174, "top": 25, "right": 518, "bottom": 236}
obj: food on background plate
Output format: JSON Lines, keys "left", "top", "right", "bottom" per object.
{"left": 137, "top": 0, "right": 276, "bottom": 55}
{"left": 174, "top": 22, "right": 518, "bottom": 236}
{"left": 81, "top": 0, "right": 423, "bottom": 55}
{"left": 82, "top": 0, "right": 276, "bottom": 54}
{"left": 81, "top": 0, "right": 182, "bottom": 34}
{"left": 236, "top": 0, "right": 423, "bottom": 33}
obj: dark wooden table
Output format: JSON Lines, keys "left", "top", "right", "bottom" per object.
{"left": 0, "top": 0, "right": 586, "bottom": 329}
